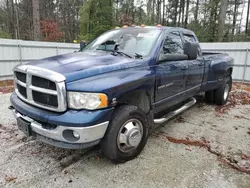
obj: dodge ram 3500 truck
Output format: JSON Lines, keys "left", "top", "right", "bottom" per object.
{"left": 10, "top": 26, "right": 233, "bottom": 163}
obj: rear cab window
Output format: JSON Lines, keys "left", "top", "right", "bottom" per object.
{"left": 183, "top": 33, "right": 202, "bottom": 56}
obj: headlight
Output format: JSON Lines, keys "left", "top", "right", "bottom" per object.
{"left": 67, "top": 92, "right": 108, "bottom": 110}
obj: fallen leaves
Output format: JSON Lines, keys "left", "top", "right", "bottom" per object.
{"left": 175, "top": 116, "right": 185, "bottom": 123}
{"left": 215, "top": 89, "right": 250, "bottom": 114}
{"left": 233, "top": 82, "right": 250, "bottom": 92}
{"left": 153, "top": 132, "right": 250, "bottom": 175}
{"left": 5, "top": 176, "right": 17, "bottom": 183}
{"left": 0, "top": 80, "right": 13, "bottom": 87}
{"left": 0, "top": 86, "right": 14, "bottom": 94}
{"left": 0, "top": 80, "right": 14, "bottom": 94}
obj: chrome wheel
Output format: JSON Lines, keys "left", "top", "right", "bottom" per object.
{"left": 117, "top": 118, "right": 143, "bottom": 153}
{"left": 223, "top": 84, "right": 230, "bottom": 101}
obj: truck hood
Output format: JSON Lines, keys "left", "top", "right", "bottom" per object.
{"left": 27, "top": 51, "right": 143, "bottom": 83}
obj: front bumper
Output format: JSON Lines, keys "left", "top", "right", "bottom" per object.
{"left": 12, "top": 109, "right": 109, "bottom": 149}
{"left": 10, "top": 93, "right": 114, "bottom": 149}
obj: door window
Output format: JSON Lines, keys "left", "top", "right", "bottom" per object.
{"left": 163, "top": 32, "right": 184, "bottom": 54}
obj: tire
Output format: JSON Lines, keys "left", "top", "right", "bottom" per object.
{"left": 205, "top": 90, "right": 214, "bottom": 104}
{"left": 214, "top": 75, "right": 232, "bottom": 105}
{"left": 100, "top": 105, "right": 149, "bottom": 163}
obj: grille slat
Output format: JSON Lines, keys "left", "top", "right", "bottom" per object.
{"left": 15, "top": 72, "right": 26, "bottom": 83}
{"left": 32, "top": 76, "right": 57, "bottom": 90}
{"left": 32, "top": 91, "right": 58, "bottom": 107}
{"left": 17, "top": 84, "right": 27, "bottom": 98}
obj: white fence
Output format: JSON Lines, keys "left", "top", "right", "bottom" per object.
{"left": 0, "top": 39, "right": 79, "bottom": 80}
{"left": 200, "top": 42, "right": 250, "bottom": 82}
{"left": 0, "top": 39, "right": 249, "bottom": 82}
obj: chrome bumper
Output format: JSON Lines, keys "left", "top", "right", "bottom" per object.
{"left": 12, "top": 109, "right": 109, "bottom": 144}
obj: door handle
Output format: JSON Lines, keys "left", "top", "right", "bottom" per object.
{"left": 181, "top": 65, "right": 188, "bottom": 70}
{"left": 198, "top": 62, "right": 204, "bottom": 66}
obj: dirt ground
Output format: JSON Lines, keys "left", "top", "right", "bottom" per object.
{"left": 1, "top": 85, "right": 250, "bottom": 188}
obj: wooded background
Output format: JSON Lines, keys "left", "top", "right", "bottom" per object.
{"left": 0, "top": 0, "right": 249, "bottom": 43}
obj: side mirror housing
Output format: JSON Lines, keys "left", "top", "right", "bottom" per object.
{"left": 183, "top": 42, "right": 198, "bottom": 60}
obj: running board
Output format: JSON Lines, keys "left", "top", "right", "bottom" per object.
{"left": 154, "top": 97, "right": 197, "bottom": 124}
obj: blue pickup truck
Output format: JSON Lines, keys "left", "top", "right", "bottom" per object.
{"left": 10, "top": 26, "right": 233, "bottom": 163}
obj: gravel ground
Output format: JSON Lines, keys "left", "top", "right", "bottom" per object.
{"left": 1, "top": 92, "right": 250, "bottom": 188}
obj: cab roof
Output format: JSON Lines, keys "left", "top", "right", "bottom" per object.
{"left": 119, "top": 26, "right": 195, "bottom": 36}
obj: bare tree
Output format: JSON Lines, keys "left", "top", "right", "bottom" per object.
{"left": 173, "top": 0, "right": 179, "bottom": 26}
{"left": 162, "top": 0, "right": 165, "bottom": 25}
{"left": 218, "top": 0, "right": 229, "bottom": 41}
{"left": 32, "top": 0, "right": 41, "bottom": 41}
{"left": 232, "top": 0, "right": 238, "bottom": 35}
{"left": 178, "top": 0, "right": 182, "bottom": 26}
{"left": 181, "top": 0, "right": 185, "bottom": 26}
{"left": 184, "top": 0, "right": 190, "bottom": 28}
{"left": 246, "top": 0, "right": 250, "bottom": 34}
{"left": 194, "top": 0, "right": 199, "bottom": 23}
{"left": 157, "top": 0, "right": 161, "bottom": 23}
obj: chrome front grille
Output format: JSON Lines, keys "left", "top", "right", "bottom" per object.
{"left": 13, "top": 65, "right": 67, "bottom": 112}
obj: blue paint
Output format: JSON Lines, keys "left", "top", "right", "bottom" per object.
{"left": 11, "top": 26, "right": 234, "bottom": 128}
{"left": 11, "top": 93, "right": 114, "bottom": 127}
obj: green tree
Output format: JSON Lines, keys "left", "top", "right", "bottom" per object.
{"left": 79, "top": 0, "right": 114, "bottom": 41}
{"left": 0, "top": 29, "right": 11, "bottom": 39}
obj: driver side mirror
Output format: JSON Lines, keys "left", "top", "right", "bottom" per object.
{"left": 183, "top": 42, "right": 198, "bottom": 60}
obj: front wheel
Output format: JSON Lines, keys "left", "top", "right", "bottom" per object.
{"left": 214, "top": 75, "right": 232, "bottom": 105}
{"left": 100, "top": 105, "right": 149, "bottom": 163}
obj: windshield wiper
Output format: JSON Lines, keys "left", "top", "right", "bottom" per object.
{"left": 111, "top": 50, "right": 132, "bottom": 58}
{"left": 135, "top": 53, "right": 143, "bottom": 59}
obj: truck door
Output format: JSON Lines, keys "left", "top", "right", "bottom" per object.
{"left": 183, "top": 34, "right": 205, "bottom": 96}
{"left": 154, "top": 31, "right": 188, "bottom": 113}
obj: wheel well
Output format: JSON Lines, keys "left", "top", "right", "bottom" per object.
{"left": 227, "top": 68, "right": 233, "bottom": 76}
{"left": 118, "top": 90, "right": 151, "bottom": 113}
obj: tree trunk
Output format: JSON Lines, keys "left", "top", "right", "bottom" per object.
{"left": 232, "top": 0, "right": 238, "bottom": 36}
{"left": 194, "top": 0, "right": 199, "bottom": 23}
{"left": 10, "top": 0, "right": 15, "bottom": 38}
{"left": 246, "top": 0, "right": 250, "bottom": 34}
{"left": 173, "top": 0, "right": 179, "bottom": 26}
{"left": 181, "top": 0, "right": 185, "bottom": 26}
{"left": 116, "top": 0, "right": 119, "bottom": 24}
{"left": 218, "top": 0, "right": 228, "bottom": 42}
{"left": 73, "top": 2, "right": 76, "bottom": 41}
{"left": 32, "top": 0, "right": 41, "bottom": 41}
{"left": 152, "top": 0, "right": 155, "bottom": 24}
{"left": 157, "top": 0, "right": 161, "bottom": 24}
{"left": 162, "top": 0, "right": 165, "bottom": 25}
{"left": 178, "top": 0, "right": 182, "bottom": 26}
{"left": 238, "top": 1, "right": 245, "bottom": 34}
{"left": 184, "top": 0, "right": 190, "bottom": 28}
{"left": 6, "top": 0, "right": 13, "bottom": 38}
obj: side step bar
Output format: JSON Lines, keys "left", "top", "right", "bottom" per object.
{"left": 154, "top": 97, "right": 197, "bottom": 124}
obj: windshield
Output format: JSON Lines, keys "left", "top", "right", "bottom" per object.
{"left": 82, "top": 28, "right": 162, "bottom": 58}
